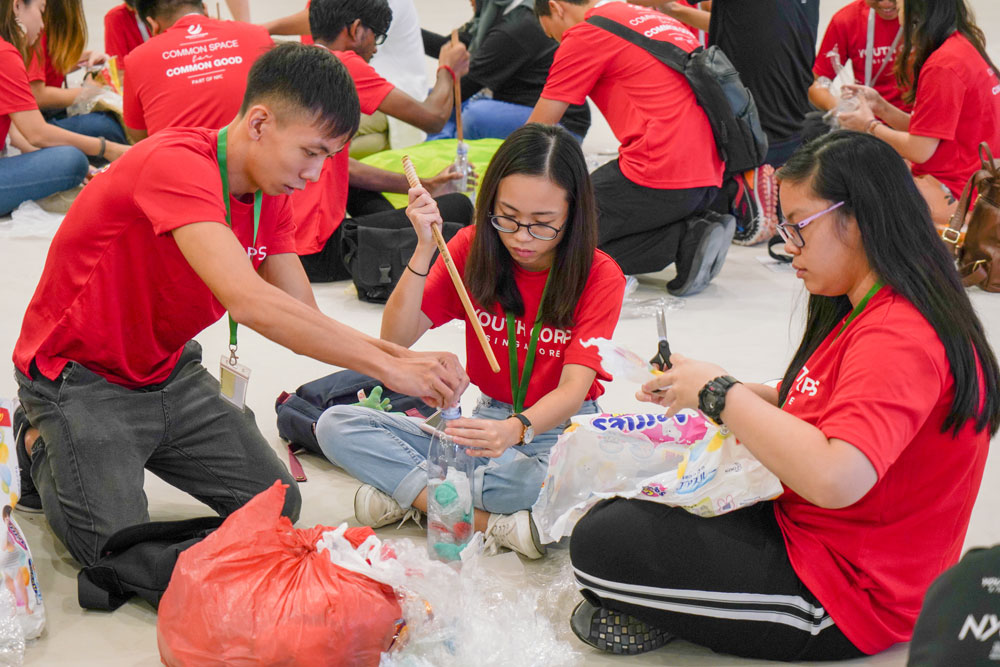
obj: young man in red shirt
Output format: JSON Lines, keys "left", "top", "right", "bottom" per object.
{"left": 104, "top": 1, "right": 149, "bottom": 66}
{"left": 529, "top": 0, "right": 732, "bottom": 297}
{"left": 12, "top": 43, "right": 468, "bottom": 567}
{"left": 123, "top": 0, "right": 274, "bottom": 142}
{"left": 292, "top": 0, "right": 474, "bottom": 282}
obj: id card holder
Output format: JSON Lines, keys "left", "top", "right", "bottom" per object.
{"left": 219, "top": 354, "right": 252, "bottom": 410}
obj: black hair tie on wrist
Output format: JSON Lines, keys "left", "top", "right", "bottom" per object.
{"left": 406, "top": 262, "right": 429, "bottom": 277}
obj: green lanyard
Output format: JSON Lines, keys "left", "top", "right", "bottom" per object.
{"left": 507, "top": 272, "right": 552, "bottom": 413}
{"left": 216, "top": 127, "right": 262, "bottom": 362}
{"left": 834, "top": 281, "right": 883, "bottom": 340}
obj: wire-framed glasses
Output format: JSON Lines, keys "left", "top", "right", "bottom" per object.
{"left": 776, "top": 200, "right": 845, "bottom": 248}
{"left": 489, "top": 214, "right": 563, "bottom": 241}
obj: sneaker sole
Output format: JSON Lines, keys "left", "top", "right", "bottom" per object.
{"left": 668, "top": 222, "right": 728, "bottom": 297}
{"left": 570, "top": 601, "right": 673, "bottom": 655}
{"left": 14, "top": 504, "right": 45, "bottom": 515}
{"left": 708, "top": 214, "right": 736, "bottom": 282}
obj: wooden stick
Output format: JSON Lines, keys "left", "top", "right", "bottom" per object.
{"left": 402, "top": 156, "right": 501, "bottom": 373}
{"left": 216, "top": 2, "right": 221, "bottom": 19}
{"left": 450, "top": 29, "right": 463, "bottom": 144}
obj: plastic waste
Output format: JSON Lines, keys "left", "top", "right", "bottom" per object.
{"left": 454, "top": 141, "right": 474, "bottom": 201}
{"left": 0, "top": 588, "right": 24, "bottom": 667}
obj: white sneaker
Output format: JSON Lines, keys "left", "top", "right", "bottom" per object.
{"left": 353, "top": 484, "right": 422, "bottom": 529}
{"left": 484, "top": 511, "right": 546, "bottom": 560}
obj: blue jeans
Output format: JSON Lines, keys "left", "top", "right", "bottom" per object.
{"left": 0, "top": 146, "right": 88, "bottom": 215}
{"left": 50, "top": 110, "right": 126, "bottom": 144}
{"left": 316, "top": 395, "right": 600, "bottom": 514}
{"left": 426, "top": 96, "right": 586, "bottom": 142}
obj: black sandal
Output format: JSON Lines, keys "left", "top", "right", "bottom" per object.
{"left": 570, "top": 600, "right": 674, "bottom": 655}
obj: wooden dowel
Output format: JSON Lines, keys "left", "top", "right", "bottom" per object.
{"left": 450, "top": 29, "right": 463, "bottom": 144}
{"left": 402, "top": 156, "right": 501, "bottom": 373}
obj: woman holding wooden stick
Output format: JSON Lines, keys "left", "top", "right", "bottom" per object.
{"left": 315, "top": 123, "right": 625, "bottom": 559}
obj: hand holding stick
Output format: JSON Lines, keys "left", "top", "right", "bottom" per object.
{"left": 402, "top": 156, "right": 501, "bottom": 373}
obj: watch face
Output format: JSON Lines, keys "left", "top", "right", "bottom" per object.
{"left": 704, "top": 393, "right": 720, "bottom": 414}
{"left": 524, "top": 426, "right": 534, "bottom": 444}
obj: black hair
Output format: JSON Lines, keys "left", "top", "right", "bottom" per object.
{"left": 534, "top": 0, "right": 586, "bottom": 18}
{"left": 309, "top": 0, "right": 392, "bottom": 44}
{"left": 777, "top": 131, "right": 999, "bottom": 437}
{"left": 239, "top": 42, "right": 360, "bottom": 140}
{"left": 465, "top": 123, "right": 598, "bottom": 329}
{"left": 897, "top": 0, "right": 998, "bottom": 107}
{"left": 135, "top": 0, "right": 204, "bottom": 25}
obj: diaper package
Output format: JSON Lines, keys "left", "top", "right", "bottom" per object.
{"left": 532, "top": 410, "right": 784, "bottom": 543}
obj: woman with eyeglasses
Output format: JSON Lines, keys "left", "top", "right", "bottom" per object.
{"left": 315, "top": 123, "right": 625, "bottom": 559}
{"left": 567, "top": 131, "right": 998, "bottom": 660}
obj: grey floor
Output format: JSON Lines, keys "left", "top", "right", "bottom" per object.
{"left": 0, "top": 0, "right": 997, "bottom": 664}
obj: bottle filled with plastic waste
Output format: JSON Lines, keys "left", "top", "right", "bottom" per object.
{"left": 454, "top": 141, "right": 474, "bottom": 201}
{"left": 426, "top": 406, "right": 475, "bottom": 564}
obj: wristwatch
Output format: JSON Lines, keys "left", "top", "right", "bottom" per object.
{"left": 698, "top": 375, "right": 741, "bottom": 425}
{"left": 510, "top": 413, "right": 534, "bottom": 445}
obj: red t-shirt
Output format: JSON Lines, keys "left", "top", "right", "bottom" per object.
{"left": 13, "top": 127, "right": 296, "bottom": 389}
{"left": 123, "top": 15, "right": 273, "bottom": 135}
{"left": 909, "top": 33, "right": 1000, "bottom": 198}
{"left": 420, "top": 227, "right": 626, "bottom": 406}
{"left": 813, "top": 0, "right": 908, "bottom": 111}
{"left": 290, "top": 48, "right": 394, "bottom": 255}
{"left": 776, "top": 287, "right": 989, "bottom": 655}
{"left": 540, "top": 2, "right": 723, "bottom": 190}
{"left": 26, "top": 33, "right": 66, "bottom": 88}
{"left": 104, "top": 3, "right": 148, "bottom": 65}
{"left": 0, "top": 38, "right": 38, "bottom": 147}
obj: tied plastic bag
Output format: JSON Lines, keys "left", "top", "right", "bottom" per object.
{"left": 532, "top": 411, "right": 784, "bottom": 543}
{"left": 0, "top": 400, "right": 45, "bottom": 642}
{"left": 156, "top": 481, "right": 402, "bottom": 667}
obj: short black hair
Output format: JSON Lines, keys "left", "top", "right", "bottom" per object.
{"left": 309, "top": 0, "right": 392, "bottom": 44}
{"left": 534, "top": 0, "right": 586, "bottom": 17}
{"left": 240, "top": 42, "right": 360, "bottom": 140}
{"left": 135, "top": 0, "right": 203, "bottom": 24}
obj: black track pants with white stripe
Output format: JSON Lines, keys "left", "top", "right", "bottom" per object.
{"left": 570, "top": 499, "right": 866, "bottom": 661}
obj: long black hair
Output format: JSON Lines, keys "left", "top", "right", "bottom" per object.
{"left": 777, "top": 131, "right": 999, "bottom": 437}
{"left": 897, "top": 0, "right": 998, "bottom": 107}
{"left": 465, "top": 123, "right": 598, "bottom": 329}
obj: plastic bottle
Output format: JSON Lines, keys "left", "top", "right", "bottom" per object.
{"left": 426, "top": 406, "right": 475, "bottom": 564}
{"left": 454, "top": 142, "right": 473, "bottom": 201}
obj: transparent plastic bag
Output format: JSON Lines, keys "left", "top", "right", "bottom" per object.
{"left": 531, "top": 411, "right": 784, "bottom": 543}
{"left": 0, "top": 588, "right": 24, "bottom": 667}
{"left": 67, "top": 79, "right": 123, "bottom": 118}
{"left": 317, "top": 528, "right": 581, "bottom": 665}
{"left": 0, "top": 399, "right": 45, "bottom": 642}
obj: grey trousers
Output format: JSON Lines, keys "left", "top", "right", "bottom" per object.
{"left": 15, "top": 341, "right": 301, "bottom": 566}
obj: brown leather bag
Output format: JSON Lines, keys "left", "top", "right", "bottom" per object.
{"left": 940, "top": 143, "right": 1000, "bottom": 292}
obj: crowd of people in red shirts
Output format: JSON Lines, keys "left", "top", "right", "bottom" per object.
{"left": 1, "top": 0, "right": 998, "bottom": 661}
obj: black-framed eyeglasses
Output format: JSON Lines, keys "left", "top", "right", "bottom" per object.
{"left": 489, "top": 214, "right": 563, "bottom": 241}
{"left": 366, "top": 26, "right": 388, "bottom": 45}
{"left": 775, "top": 200, "right": 845, "bottom": 248}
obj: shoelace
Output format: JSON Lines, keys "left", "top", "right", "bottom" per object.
{"left": 393, "top": 508, "right": 424, "bottom": 530}
{"left": 482, "top": 517, "right": 512, "bottom": 555}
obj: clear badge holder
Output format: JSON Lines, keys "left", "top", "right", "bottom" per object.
{"left": 219, "top": 352, "right": 251, "bottom": 410}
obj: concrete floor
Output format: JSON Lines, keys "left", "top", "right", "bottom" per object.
{"left": 0, "top": 0, "right": 997, "bottom": 664}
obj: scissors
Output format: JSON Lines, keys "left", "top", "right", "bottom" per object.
{"left": 649, "top": 306, "right": 672, "bottom": 370}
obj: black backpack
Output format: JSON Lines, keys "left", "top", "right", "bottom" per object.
{"left": 340, "top": 219, "right": 465, "bottom": 304}
{"left": 587, "top": 15, "right": 768, "bottom": 174}
{"left": 275, "top": 369, "right": 436, "bottom": 456}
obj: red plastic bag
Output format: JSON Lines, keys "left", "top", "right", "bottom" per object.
{"left": 157, "top": 482, "right": 402, "bottom": 666}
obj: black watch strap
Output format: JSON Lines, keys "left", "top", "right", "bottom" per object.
{"left": 698, "top": 375, "right": 741, "bottom": 424}
{"left": 510, "top": 413, "right": 531, "bottom": 443}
